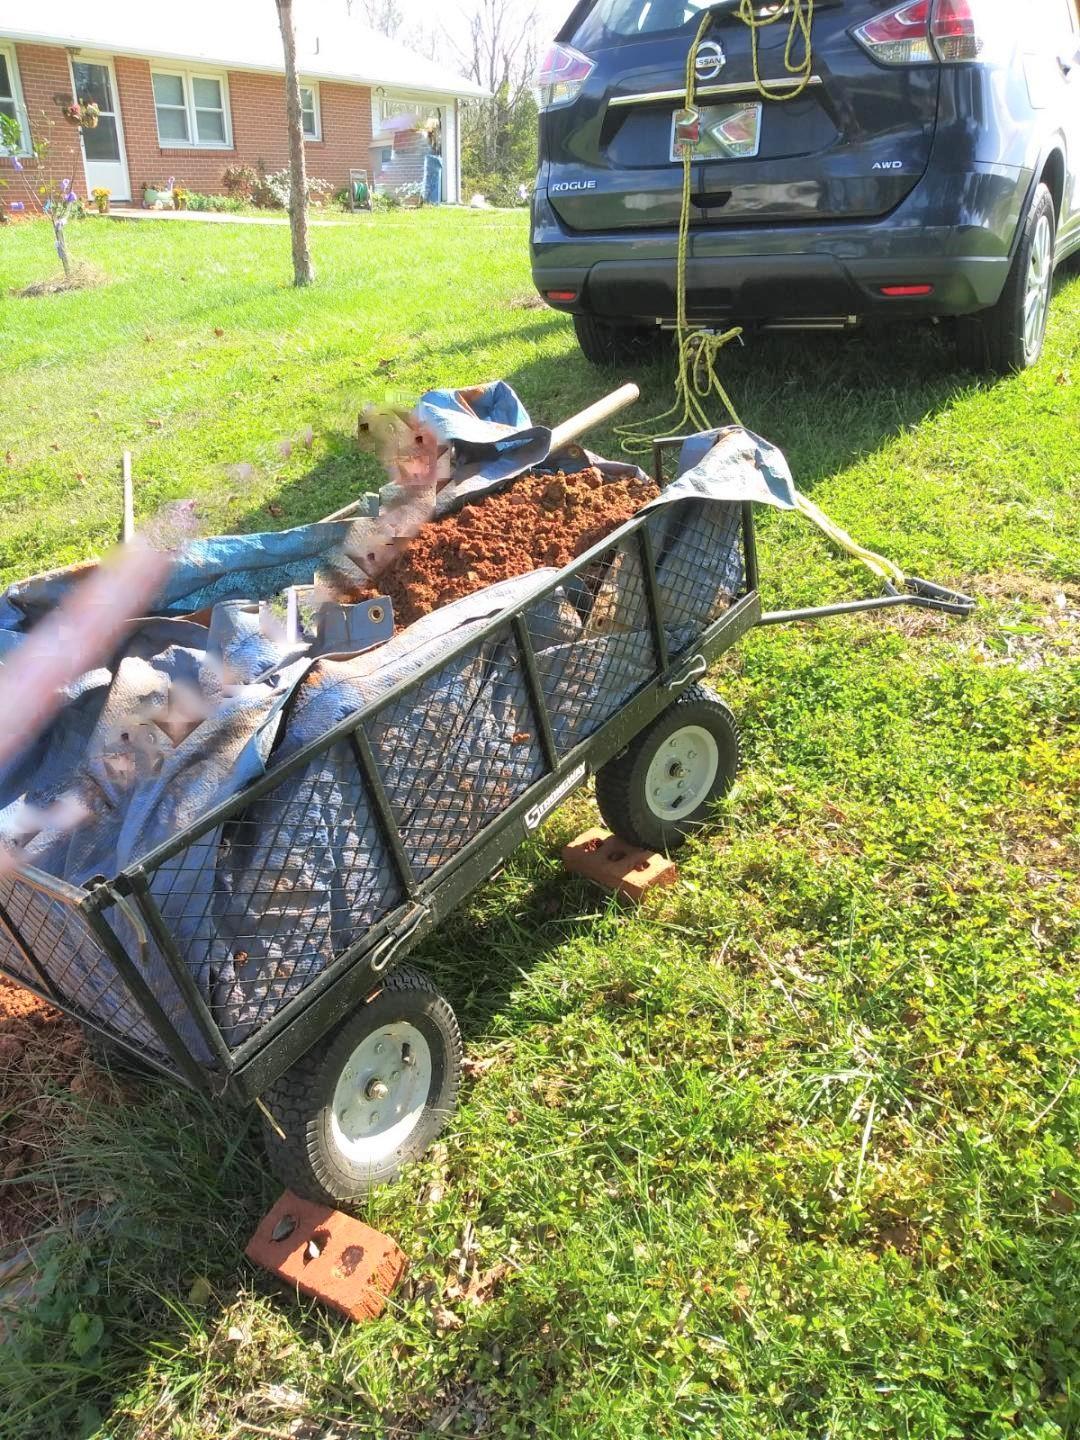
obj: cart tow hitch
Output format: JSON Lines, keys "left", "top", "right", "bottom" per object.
{"left": 757, "top": 576, "right": 975, "bottom": 628}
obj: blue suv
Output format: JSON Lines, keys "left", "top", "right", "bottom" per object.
{"left": 531, "top": 1, "right": 1080, "bottom": 374}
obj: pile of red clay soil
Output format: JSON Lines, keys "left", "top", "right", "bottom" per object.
{"left": 0, "top": 978, "right": 116, "bottom": 1248}
{"left": 368, "top": 466, "right": 659, "bottom": 629}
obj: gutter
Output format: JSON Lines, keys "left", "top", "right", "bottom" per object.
{"left": 0, "top": 27, "right": 490, "bottom": 102}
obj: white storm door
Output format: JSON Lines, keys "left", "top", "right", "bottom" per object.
{"left": 70, "top": 57, "right": 131, "bottom": 201}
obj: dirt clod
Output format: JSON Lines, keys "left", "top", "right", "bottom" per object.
{"left": 367, "top": 467, "right": 658, "bottom": 629}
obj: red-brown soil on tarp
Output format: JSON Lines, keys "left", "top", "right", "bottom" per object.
{"left": 0, "top": 978, "right": 99, "bottom": 1248}
{"left": 369, "top": 467, "right": 659, "bottom": 629}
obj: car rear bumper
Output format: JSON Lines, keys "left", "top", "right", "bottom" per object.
{"left": 531, "top": 162, "right": 1029, "bottom": 323}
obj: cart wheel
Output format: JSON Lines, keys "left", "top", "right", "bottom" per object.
{"left": 595, "top": 683, "right": 741, "bottom": 853}
{"left": 260, "top": 965, "right": 462, "bottom": 1208}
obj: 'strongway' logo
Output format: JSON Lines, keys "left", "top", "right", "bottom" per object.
{"left": 525, "top": 764, "right": 588, "bottom": 831}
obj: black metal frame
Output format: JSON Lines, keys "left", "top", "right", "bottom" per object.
{"left": 0, "top": 436, "right": 973, "bottom": 1107}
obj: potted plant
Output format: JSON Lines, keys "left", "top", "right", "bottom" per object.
{"left": 91, "top": 187, "right": 110, "bottom": 214}
{"left": 172, "top": 185, "right": 189, "bottom": 210}
{"left": 62, "top": 100, "right": 101, "bottom": 129}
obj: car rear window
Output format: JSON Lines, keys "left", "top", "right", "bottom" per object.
{"left": 570, "top": 0, "right": 844, "bottom": 46}
{"left": 572, "top": 0, "right": 718, "bottom": 44}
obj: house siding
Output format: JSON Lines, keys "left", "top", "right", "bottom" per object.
{"left": 116, "top": 58, "right": 373, "bottom": 197}
{"left": 12, "top": 43, "right": 88, "bottom": 194}
{"left": 10, "top": 42, "right": 374, "bottom": 201}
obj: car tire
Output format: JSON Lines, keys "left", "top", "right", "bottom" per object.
{"left": 957, "top": 182, "right": 1056, "bottom": 376}
{"left": 260, "top": 965, "right": 462, "bottom": 1208}
{"left": 595, "top": 683, "right": 741, "bottom": 854}
{"left": 573, "top": 313, "right": 664, "bottom": 368}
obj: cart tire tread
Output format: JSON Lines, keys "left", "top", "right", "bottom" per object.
{"left": 260, "top": 965, "right": 462, "bottom": 1208}
{"left": 595, "top": 683, "right": 741, "bottom": 853}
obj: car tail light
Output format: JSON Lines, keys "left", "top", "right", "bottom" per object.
{"left": 929, "top": 0, "right": 984, "bottom": 62}
{"left": 880, "top": 284, "right": 934, "bottom": 296}
{"left": 854, "top": 0, "right": 996, "bottom": 65}
{"left": 854, "top": 2, "right": 933, "bottom": 64}
{"left": 536, "top": 43, "right": 595, "bottom": 111}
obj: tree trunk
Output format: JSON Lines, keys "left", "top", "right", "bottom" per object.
{"left": 275, "top": 0, "right": 314, "bottom": 287}
{"left": 54, "top": 218, "right": 72, "bottom": 279}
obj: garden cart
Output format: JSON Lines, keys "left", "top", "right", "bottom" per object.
{"left": 0, "top": 425, "right": 973, "bottom": 1208}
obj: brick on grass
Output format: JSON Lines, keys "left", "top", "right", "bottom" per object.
{"left": 246, "top": 1190, "right": 406, "bottom": 1323}
{"left": 561, "top": 826, "right": 678, "bottom": 903}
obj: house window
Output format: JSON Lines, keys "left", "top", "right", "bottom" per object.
{"left": 151, "top": 69, "right": 231, "bottom": 148}
{"left": 0, "top": 44, "right": 29, "bottom": 154}
{"left": 300, "top": 83, "right": 321, "bottom": 140}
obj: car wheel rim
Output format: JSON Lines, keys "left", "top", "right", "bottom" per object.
{"left": 644, "top": 725, "right": 720, "bottom": 822}
{"left": 1024, "top": 214, "right": 1053, "bottom": 360}
{"left": 331, "top": 1021, "right": 432, "bottom": 1166}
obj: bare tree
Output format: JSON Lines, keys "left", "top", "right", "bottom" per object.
{"left": 456, "top": 0, "right": 538, "bottom": 177}
{"left": 275, "top": 0, "right": 314, "bottom": 287}
{"left": 357, "top": 0, "right": 404, "bottom": 36}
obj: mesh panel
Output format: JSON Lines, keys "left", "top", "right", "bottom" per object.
{"left": 647, "top": 500, "right": 745, "bottom": 639}
{"left": 148, "top": 741, "right": 404, "bottom": 1048}
{"left": 525, "top": 539, "right": 658, "bottom": 755}
{"left": 368, "top": 627, "right": 547, "bottom": 879}
{"left": 0, "top": 873, "right": 166, "bottom": 1055}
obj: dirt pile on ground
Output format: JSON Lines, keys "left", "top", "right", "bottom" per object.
{"left": 0, "top": 978, "right": 115, "bottom": 1248}
{"left": 369, "top": 466, "right": 659, "bottom": 629}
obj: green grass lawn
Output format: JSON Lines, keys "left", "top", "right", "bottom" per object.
{"left": 1, "top": 212, "right": 1078, "bottom": 1440}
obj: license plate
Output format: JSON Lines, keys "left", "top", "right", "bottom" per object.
{"left": 670, "top": 102, "right": 763, "bottom": 162}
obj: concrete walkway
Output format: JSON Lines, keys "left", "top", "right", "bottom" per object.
{"left": 102, "top": 207, "right": 357, "bottom": 227}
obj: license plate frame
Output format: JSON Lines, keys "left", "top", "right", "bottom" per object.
{"left": 670, "top": 101, "right": 763, "bottom": 162}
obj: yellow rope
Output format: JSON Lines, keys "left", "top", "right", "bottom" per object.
{"left": 617, "top": 11, "right": 743, "bottom": 454}
{"left": 617, "top": 2, "right": 905, "bottom": 587}
{"left": 739, "top": 0, "right": 816, "bottom": 102}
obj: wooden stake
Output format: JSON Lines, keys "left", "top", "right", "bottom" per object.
{"left": 121, "top": 450, "right": 135, "bottom": 543}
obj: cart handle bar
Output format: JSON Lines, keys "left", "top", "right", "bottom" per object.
{"left": 758, "top": 576, "right": 975, "bottom": 627}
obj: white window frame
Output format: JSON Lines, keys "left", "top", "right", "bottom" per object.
{"left": 299, "top": 81, "right": 321, "bottom": 141}
{"left": 151, "top": 67, "right": 232, "bottom": 150}
{"left": 0, "top": 42, "right": 31, "bottom": 155}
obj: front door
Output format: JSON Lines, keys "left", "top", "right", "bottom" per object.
{"left": 70, "top": 57, "right": 130, "bottom": 202}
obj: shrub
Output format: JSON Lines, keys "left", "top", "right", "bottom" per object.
{"left": 222, "top": 165, "right": 257, "bottom": 199}
{"left": 250, "top": 169, "right": 333, "bottom": 210}
{"left": 464, "top": 172, "right": 529, "bottom": 208}
{"left": 185, "top": 192, "right": 245, "bottom": 213}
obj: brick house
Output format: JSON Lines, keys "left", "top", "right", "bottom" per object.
{"left": 0, "top": 0, "right": 486, "bottom": 206}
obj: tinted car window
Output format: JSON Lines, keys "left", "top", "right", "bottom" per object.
{"left": 572, "top": 0, "right": 717, "bottom": 45}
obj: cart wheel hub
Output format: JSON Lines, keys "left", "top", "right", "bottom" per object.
{"left": 331, "top": 1022, "right": 432, "bottom": 1167}
{"left": 645, "top": 724, "right": 720, "bottom": 822}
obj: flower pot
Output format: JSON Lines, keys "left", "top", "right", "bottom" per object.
{"left": 143, "top": 187, "right": 160, "bottom": 208}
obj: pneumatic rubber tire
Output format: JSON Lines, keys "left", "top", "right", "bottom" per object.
{"left": 573, "top": 313, "right": 664, "bottom": 368}
{"left": 956, "top": 182, "right": 1056, "bottom": 376}
{"left": 595, "top": 683, "right": 741, "bottom": 854}
{"left": 260, "top": 965, "right": 462, "bottom": 1208}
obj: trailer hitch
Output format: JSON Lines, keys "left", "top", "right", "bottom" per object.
{"left": 757, "top": 576, "right": 975, "bottom": 627}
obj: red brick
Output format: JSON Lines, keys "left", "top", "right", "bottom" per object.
{"left": 246, "top": 1190, "right": 406, "bottom": 1324}
{"left": 561, "top": 827, "right": 679, "bottom": 903}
